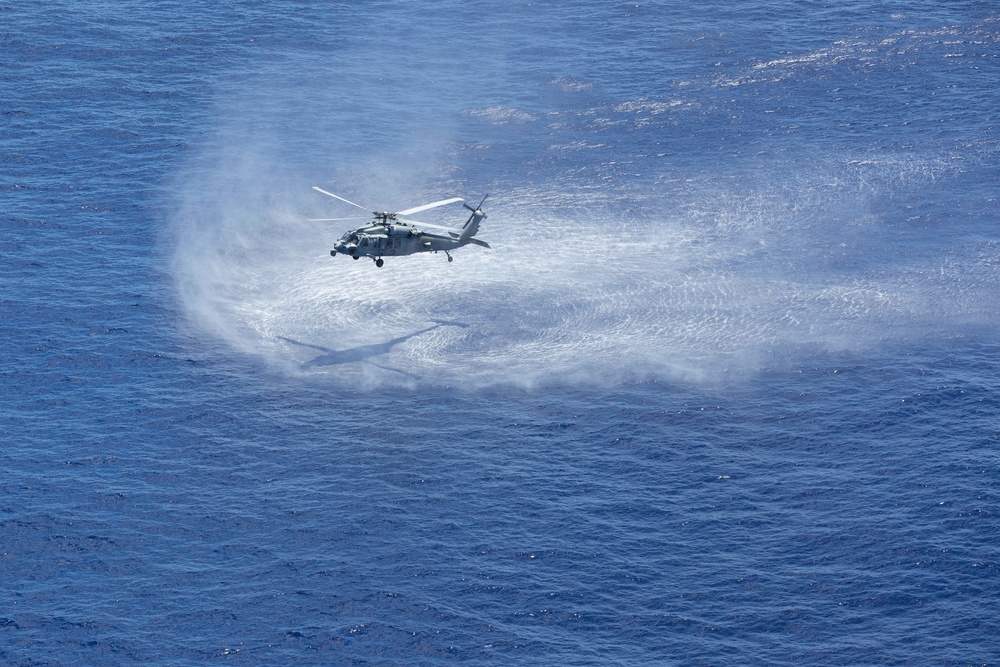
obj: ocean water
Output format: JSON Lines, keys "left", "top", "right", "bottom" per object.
{"left": 2, "top": 1, "right": 999, "bottom": 664}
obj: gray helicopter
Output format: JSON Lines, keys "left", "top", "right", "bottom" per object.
{"left": 309, "top": 187, "right": 490, "bottom": 267}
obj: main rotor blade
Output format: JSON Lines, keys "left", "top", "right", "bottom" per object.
{"left": 312, "top": 187, "right": 371, "bottom": 212}
{"left": 306, "top": 216, "right": 368, "bottom": 222}
{"left": 397, "top": 197, "right": 463, "bottom": 216}
{"left": 396, "top": 217, "right": 462, "bottom": 233}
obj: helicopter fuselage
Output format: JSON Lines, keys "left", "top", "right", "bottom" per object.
{"left": 313, "top": 187, "right": 489, "bottom": 266}
{"left": 331, "top": 211, "right": 489, "bottom": 265}
{"left": 333, "top": 223, "right": 461, "bottom": 258}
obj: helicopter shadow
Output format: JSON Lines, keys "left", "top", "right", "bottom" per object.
{"left": 278, "top": 320, "right": 469, "bottom": 376}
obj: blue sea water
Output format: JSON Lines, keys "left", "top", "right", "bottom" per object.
{"left": 2, "top": 1, "right": 999, "bottom": 664}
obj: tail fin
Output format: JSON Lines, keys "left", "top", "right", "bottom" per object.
{"left": 459, "top": 194, "right": 488, "bottom": 242}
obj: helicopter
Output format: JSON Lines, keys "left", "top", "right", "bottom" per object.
{"left": 309, "top": 187, "right": 490, "bottom": 267}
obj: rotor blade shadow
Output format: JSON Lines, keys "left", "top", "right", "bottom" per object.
{"left": 278, "top": 321, "right": 469, "bottom": 370}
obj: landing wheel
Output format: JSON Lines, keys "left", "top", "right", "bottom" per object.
{"left": 330, "top": 250, "right": 336, "bottom": 257}
{"left": 446, "top": 253, "right": 454, "bottom": 263}
{"left": 352, "top": 255, "right": 360, "bottom": 260}
{"left": 375, "top": 258, "right": 384, "bottom": 268}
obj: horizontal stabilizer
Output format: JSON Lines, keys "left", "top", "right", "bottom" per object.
{"left": 468, "top": 238, "right": 491, "bottom": 249}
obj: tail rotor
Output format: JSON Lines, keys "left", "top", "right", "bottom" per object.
{"left": 463, "top": 194, "right": 489, "bottom": 214}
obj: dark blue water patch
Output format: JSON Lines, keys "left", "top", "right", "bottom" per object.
{"left": 3, "top": 346, "right": 998, "bottom": 665}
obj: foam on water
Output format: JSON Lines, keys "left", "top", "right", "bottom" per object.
{"left": 172, "top": 137, "right": 998, "bottom": 389}
{"left": 169, "top": 11, "right": 1000, "bottom": 389}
